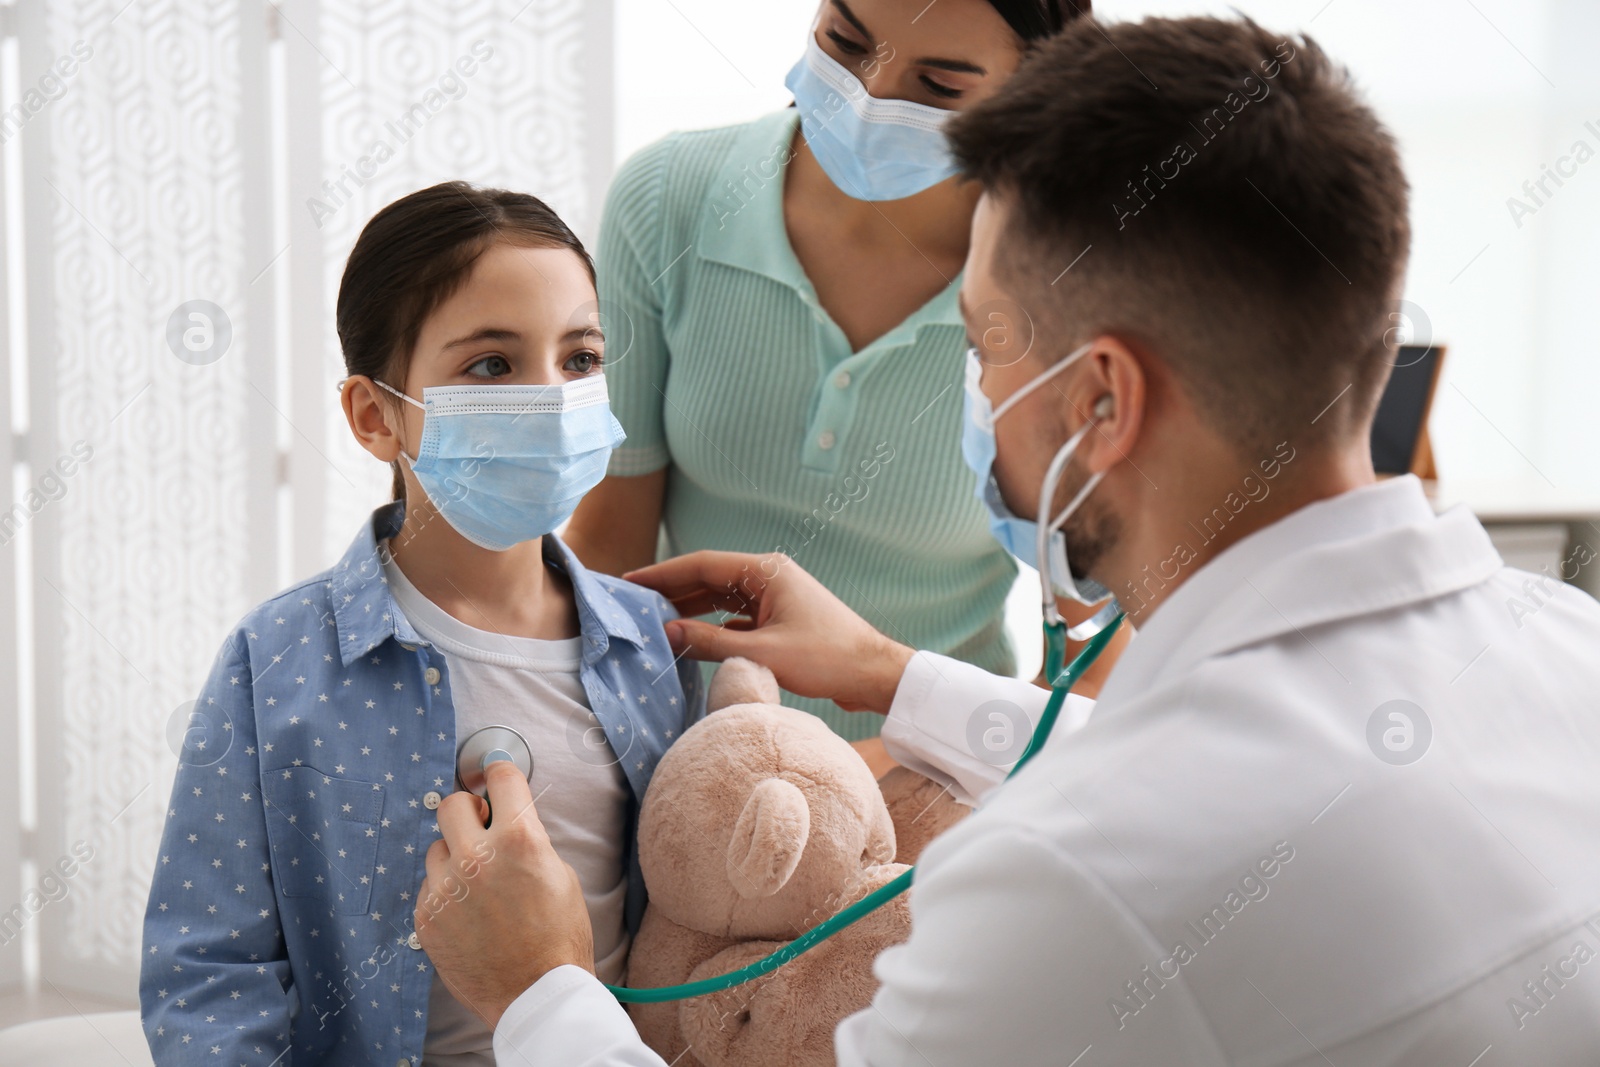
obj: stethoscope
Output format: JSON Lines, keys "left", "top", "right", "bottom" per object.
{"left": 455, "top": 725, "right": 535, "bottom": 827}
{"left": 603, "top": 610, "right": 1126, "bottom": 1005}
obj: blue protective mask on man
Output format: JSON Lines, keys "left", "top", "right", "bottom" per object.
{"left": 784, "top": 34, "right": 961, "bottom": 202}
{"left": 376, "top": 375, "right": 625, "bottom": 551}
{"left": 960, "top": 343, "right": 1115, "bottom": 607}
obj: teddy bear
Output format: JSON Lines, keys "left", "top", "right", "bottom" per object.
{"left": 624, "top": 657, "right": 969, "bottom": 1067}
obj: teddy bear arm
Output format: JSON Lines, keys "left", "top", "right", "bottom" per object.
{"left": 626, "top": 908, "right": 741, "bottom": 1067}
{"left": 679, "top": 897, "right": 913, "bottom": 1067}
{"left": 679, "top": 940, "right": 814, "bottom": 1067}
{"left": 878, "top": 765, "right": 971, "bottom": 865}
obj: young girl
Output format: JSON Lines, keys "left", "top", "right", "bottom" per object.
{"left": 140, "top": 182, "right": 703, "bottom": 1066}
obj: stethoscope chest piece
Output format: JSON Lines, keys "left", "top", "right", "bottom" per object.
{"left": 456, "top": 724, "right": 534, "bottom": 800}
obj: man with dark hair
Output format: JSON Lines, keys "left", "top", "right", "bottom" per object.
{"left": 418, "top": 16, "right": 1600, "bottom": 1064}
{"left": 947, "top": 17, "right": 1407, "bottom": 461}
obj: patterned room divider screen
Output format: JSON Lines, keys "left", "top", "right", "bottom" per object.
{"left": 0, "top": 0, "right": 612, "bottom": 1001}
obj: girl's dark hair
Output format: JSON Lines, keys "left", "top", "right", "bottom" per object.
{"left": 337, "top": 181, "right": 594, "bottom": 500}
{"left": 986, "top": 0, "right": 1091, "bottom": 43}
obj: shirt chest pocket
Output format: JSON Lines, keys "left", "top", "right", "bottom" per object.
{"left": 262, "top": 766, "right": 386, "bottom": 915}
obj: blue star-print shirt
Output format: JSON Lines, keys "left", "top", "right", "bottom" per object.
{"left": 139, "top": 503, "right": 704, "bottom": 1066}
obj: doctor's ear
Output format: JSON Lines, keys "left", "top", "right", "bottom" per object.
{"left": 1075, "top": 335, "right": 1147, "bottom": 474}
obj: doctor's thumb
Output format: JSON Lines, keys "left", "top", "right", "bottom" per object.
{"left": 664, "top": 618, "right": 742, "bottom": 662}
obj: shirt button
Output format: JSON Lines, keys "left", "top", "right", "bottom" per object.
{"left": 423, "top": 791, "right": 441, "bottom": 810}
{"left": 406, "top": 933, "right": 422, "bottom": 951}
{"left": 424, "top": 667, "right": 441, "bottom": 685}
{"left": 817, "top": 430, "right": 836, "bottom": 450}
{"left": 400, "top": 643, "right": 416, "bottom": 652}
{"left": 834, "top": 371, "right": 851, "bottom": 389}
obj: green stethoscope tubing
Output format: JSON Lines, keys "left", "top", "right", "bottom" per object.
{"left": 604, "top": 612, "right": 1126, "bottom": 1005}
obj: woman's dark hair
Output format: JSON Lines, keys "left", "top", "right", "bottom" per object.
{"left": 337, "top": 180, "right": 594, "bottom": 500}
{"left": 986, "top": 0, "right": 1091, "bottom": 43}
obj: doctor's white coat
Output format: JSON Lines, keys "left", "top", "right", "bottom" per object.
{"left": 496, "top": 476, "right": 1600, "bottom": 1065}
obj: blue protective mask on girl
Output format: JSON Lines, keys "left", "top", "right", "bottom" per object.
{"left": 376, "top": 375, "right": 625, "bottom": 551}
{"left": 784, "top": 34, "right": 961, "bottom": 202}
{"left": 960, "top": 343, "right": 1114, "bottom": 607}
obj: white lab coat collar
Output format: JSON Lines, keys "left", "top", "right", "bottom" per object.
{"left": 1095, "top": 476, "right": 1504, "bottom": 711}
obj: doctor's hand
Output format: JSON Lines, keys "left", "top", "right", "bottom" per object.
{"left": 625, "top": 550, "right": 915, "bottom": 714}
{"left": 415, "top": 760, "right": 594, "bottom": 1032}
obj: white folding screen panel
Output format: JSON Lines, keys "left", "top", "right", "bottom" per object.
{"left": 15, "top": 0, "right": 278, "bottom": 1000}
{"left": 5, "top": 0, "right": 612, "bottom": 1001}
{"left": 1, "top": 1, "right": 24, "bottom": 990}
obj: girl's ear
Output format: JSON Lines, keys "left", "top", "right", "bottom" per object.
{"left": 342, "top": 376, "right": 405, "bottom": 463}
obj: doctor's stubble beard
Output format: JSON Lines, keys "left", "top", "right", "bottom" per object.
{"left": 1058, "top": 460, "right": 1122, "bottom": 587}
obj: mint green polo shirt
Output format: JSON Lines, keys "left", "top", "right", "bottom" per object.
{"left": 597, "top": 108, "right": 1018, "bottom": 741}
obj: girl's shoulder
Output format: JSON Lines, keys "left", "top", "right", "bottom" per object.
{"left": 224, "top": 506, "right": 400, "bottom": 650}
{"left": 590, "top": 570, "right": 680, "bottom": 627}
{"left": 213, "top": 556, "right": 363, "bottom": 673}
{"left": 235, "top": 565, "right": 343, "bottom": 634}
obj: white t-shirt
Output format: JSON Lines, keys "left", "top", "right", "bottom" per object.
{"left": 383, "top": 554, "right": 632, "bottom": 1067}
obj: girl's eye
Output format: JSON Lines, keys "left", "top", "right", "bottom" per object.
{"left": 825, "top": 29, "right": 868, "bottom": 56}
{"left": 921, "top": 76, "right": 962, "bottom": 101}
{"left": 564, "top": 349, "right": 603, "bottom": 375}
{"left": 465, "top": 355, "right": 512, "bottom": 378}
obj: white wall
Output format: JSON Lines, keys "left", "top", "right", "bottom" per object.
{"left": 614, "top": 0, "right": 813, "bottom": 162}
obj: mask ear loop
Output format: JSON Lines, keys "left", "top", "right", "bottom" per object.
{"left": 1037, "top": 403, "right": 1118, "bottom": 647}
{"left": 371, "top": 377, "right": 425, "bottom": 410}
{"left": 987, "top": 340, "right": 1095, "bottom": 429}
{"left": 1036, "top": 422, "right": 1104, "bottom": 622}
{"left": 369, "top": 378, "right": 426, "bottom": 465}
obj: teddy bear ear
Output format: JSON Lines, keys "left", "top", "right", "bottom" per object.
{"left": 707, "top": 657, "right": 782, "bottom": 711}
{"left": 725, "top": 778, "right": 810, "bottom": 899}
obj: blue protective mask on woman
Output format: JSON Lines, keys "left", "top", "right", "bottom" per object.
{"left": 959, "top": 343, "right": 1115, "bottom": 607}
{"left": 784, "top": 34, "right": 961, "bottom": 202}
{"left": 376, "top": 375, "right": 625, "bottom": 551}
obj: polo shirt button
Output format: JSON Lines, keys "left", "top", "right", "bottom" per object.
{"left": 406, "top": 933, "right": 422, "bottom": 951}
{"left": 424, "top": 667, "right": 441, "bottom": 685}
{"left": 817, "top": 430, "right": 836, "bottom": 450}
{"left": 834, "top": 371, "right": 851, "bottom": 389}
{"left": 423, "top": 791, "right": 441, "bottom": 810}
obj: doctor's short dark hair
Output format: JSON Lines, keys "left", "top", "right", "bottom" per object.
{"left": 984, "top": 0, "right": 1091, "bottom": 42}
{"left": 945, "top": 16, "right": 1410, "bottom": 456}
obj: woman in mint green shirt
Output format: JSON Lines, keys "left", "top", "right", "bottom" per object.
{"left": 567, "top": 0, "right": 1106, "bottom": 751}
